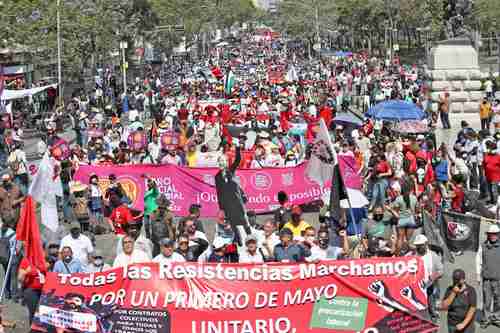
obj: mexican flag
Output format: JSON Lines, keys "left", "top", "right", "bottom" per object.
{"left": 224, "top": 69, "right": 235, "bottom": 96}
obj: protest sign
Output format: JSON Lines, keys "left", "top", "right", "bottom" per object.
{"left": 32, "top": 258, "right": 437, "bottom": 333}
{"left": 75, "top": 159, "right": 363, "bottom": 217}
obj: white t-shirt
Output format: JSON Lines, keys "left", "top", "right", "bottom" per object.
{"left": 306, "top": 245, "right": 343, "bottom": 262}
{"left": 128, "top": 109, "right": 139, "bottom": 122}
{"left": 60, "top": 234, "right": 94, "bottom": 267}
{"left": 153, "top": 252, "right": 186, "bottom": 264}
{"left": 113, "top": 249, "right": 151, "bottom": 268}
{"left": 238, "top": 249, "right": 264, "bottom": 263}
{"left": 256, "top": 232, "right": 280, "bottom": 259}
{"left": 116, "top": 234, "right": 153, "bottom": 258}
{"left": 485, "top": 80, "right": 493, "bottom": 93}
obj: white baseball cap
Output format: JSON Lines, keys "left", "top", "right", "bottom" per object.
{"left": 487, "top": 224, "right": 500, "bottom": 234}
{"left": 413, "top": 234, "right": 428, "bottom": 245}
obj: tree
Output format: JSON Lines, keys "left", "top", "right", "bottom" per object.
{"left": 475, "top": 0, "right": 500, "bottom": 33}
{"left": 0, "top": 0, "right": 157, "bottom": 83}
{"left": 274, "top": 0, "right": 337, "bottom": 45}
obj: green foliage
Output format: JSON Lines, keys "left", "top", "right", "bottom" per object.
{"left": 276, "top": 0, "right": 337, "bottom": 40}
{"left": 0, "top": 0, "right": 157, "bottom": 81}
{"left": 475, "top": 0, "right": 500, "bottom": 33}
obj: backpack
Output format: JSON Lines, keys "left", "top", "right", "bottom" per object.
{"left": 73, "top": 197, "right": 89, "bottom": 220}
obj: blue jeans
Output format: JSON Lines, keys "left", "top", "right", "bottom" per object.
{"left": 62, "top": 194, "right": 72, "bottom": 222}
{"left": 371, "top": 178, "right": 388, "bottom": 208}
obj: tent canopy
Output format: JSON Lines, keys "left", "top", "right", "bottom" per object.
{"left": 1, "top": 84, "right": 57, "bottom": 101}
{"left": 334, "top": 112, "right": 363, "bottom": 127}
{"left": 366, "top": 100, "right": 425, "bottom": 121}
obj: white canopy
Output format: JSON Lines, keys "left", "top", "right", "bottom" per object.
{"left": 1, "top": 84, "right": 57, "bottom": 101}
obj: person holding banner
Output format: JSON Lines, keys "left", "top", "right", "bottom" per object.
{"left": 273, "top": 228, "right": 310, "bottom": 263}
{"left": 153, "top": 238, "right": 185, "bottom": 264}
{"left": 113, "top": 235, "right": 151, "bottom": 268}
{"left": 215, "top": 145, "right": 249, "bottom": 239}
{"left": 18, "top": 256, "right": 47, "bottom": 324}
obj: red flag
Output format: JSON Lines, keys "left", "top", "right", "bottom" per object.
{"left": 16, "top": 196, "right": 45, "bottom": 271}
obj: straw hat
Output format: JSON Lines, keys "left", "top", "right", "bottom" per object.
{"left": 70, "top": 181, "right": 88, "bottom": 193}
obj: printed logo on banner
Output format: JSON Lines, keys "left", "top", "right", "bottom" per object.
{"left": 310, "top": 296, "right": 368, "bottom": 331}
{"left": 98, "top": 177, "right": 139, "bottom": 204}
{"left": 251, "top": 172, "right": 272, "bottom": 190}
{"left": 281, "top": 172, "right": 294, "bottom": 186}
{"left": 447, "top": 221, "right": 471, "bottom": 241}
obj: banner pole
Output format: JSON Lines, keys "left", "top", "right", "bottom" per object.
{"left": 0, "top": 240, "right": 17, "bottom": 303}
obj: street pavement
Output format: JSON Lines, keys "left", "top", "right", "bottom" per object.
{"left": 2, "top": 113, "right": 498, "bottom": 332}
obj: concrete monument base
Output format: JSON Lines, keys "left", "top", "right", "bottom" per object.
{"left": 427, "top": 39, "right": 484, "bottom": 113}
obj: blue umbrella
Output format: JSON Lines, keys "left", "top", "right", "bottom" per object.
{"left": 366, "top": 100, "right": 425, "bottom": 121}
{"left": 334, "top": 51, "right": 353, "bottom": 57}
{"left": 334, "top": 112, "right": 363, "bottom": 127}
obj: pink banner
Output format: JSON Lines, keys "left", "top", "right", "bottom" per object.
{"left": 75, "top": 160, "right": 360, "bottom": 217}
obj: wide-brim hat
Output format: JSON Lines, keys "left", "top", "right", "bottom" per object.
{"left": 70, "top": 181, "right": 88, "bottom": 193}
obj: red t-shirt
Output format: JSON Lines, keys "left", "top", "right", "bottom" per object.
{"left": 451, "top": 186, "right": 465, "bottom": 213}
{"left": 110, "top": 205, "right": 133, "bottom": 235}
{"left": 19, "top": 258, "right": 45, "bottom": 290}
{"left": 405, "top": 151, "right": 417, "bottom": 174}
{"left": 177, "top": 108, "right": 189, "bottom": 121}
{"left": 375, "top": 160, "right": 391, "bottom": 175}
{"left": 484, "top": 155, "right": 500, "bottom": 183}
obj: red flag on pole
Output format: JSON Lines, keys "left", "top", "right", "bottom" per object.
{"left": 16, "top": 196, "right": 45, "bottom": 271}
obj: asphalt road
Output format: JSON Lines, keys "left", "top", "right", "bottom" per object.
{"left": 2, "top": 113, "right": 498, "bottom": 333}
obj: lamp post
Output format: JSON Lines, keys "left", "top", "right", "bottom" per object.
{"left": 416, "top": 26, "right": 431, "bottom": 62}
{"left": 57, "top": 0, "right": 62, "bottom": 105}
{"left": 496, "top": 22, "right": 500, "bottom": 77}
{"left": 120, "top": 41, "right": 128, "bottom": 94}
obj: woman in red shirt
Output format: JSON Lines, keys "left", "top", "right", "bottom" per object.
{"left": 370, "top": 153, "right": 393, "bottom": 210}
{"left": 449, "top": 176, "right": 466, "bottom": 213}
{"left": 18, "top": 257, "right": 48, "bottom": 324}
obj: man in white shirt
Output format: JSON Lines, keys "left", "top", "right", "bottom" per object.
{"left": 409, "top": 235, "right": 443, "bottom": 321}
{"left": 239, "top": 235, "right": 264, "bottom": 263}
{"left": 256, "top": 220, "right": 280, "bottom": 261}
{"left": 306, "top": 229, "right": 344, "bottom": 262}
{"left": 485, "top": 79, "right": 494, "bottom": 99}
{"left": 113, "top": 236, "right": 151, "bottom": 268}
{"left": 116, "top": 222, "right": 153, "bottom": 258}
{"left": 153, "top": 239, "right": 186, "bottom": 264}
{"left": 60, "top": 222, "right": 94, "bottom": 268}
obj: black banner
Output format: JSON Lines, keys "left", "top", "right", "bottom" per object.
{"left": 442, "top": 211, "right": 481, "bottom": 252}
{"left": 422, "top": 211, "right": 454, "bottom": 263}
